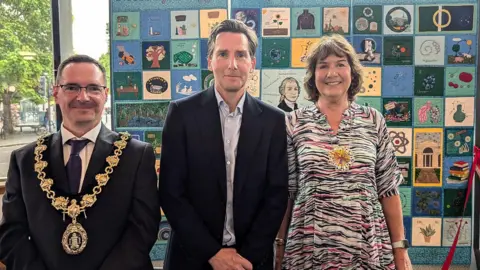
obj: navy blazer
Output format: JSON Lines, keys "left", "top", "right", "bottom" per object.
{"left": 159, "top": 87, "right": 289, "bottom": 270}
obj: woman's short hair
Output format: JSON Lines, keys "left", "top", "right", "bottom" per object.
{"left": 303, "top": 34, "right": 364, "bottom": 102}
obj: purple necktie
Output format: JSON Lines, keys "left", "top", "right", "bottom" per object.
{"left": 66, "top": 139, "right": 90, "bottom": 194}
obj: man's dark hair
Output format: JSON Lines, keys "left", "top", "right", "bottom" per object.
{"left": 207, "top": 19, "right": 258, "bottom": 59}
{"left": 55, "top": 54, "right": 107, "bottom": 84}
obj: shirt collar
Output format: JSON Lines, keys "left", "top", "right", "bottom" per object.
{"left": 284, "top": 99, "right": 296, "bottom": 110}
{"left": 214, "top": 88, "right": 246, "bottom": 115}
{"left": 61, "top": 121, "right": 102, "bottom": 145}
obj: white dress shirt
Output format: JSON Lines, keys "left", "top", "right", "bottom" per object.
{"left": 214, "top": 89, "right": 246, "bottom": 246}
{"left": 61, "top": 122, "right": 102, "bottom": 193}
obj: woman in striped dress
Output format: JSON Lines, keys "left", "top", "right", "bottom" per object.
{"left": 274, "top": 35, "right": 412, "bottom": 270}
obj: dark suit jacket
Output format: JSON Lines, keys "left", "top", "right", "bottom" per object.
{"left": 277, "top": 100, "right": 297, "bottom": 113}
{"left": 0, "top": 125, "right": 160, "bottom": 270}
{"left": 159, "top": 87, "right": 288, "bottom": 270}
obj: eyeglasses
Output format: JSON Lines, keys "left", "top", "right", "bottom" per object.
{"left": 58, "top": 84, "right": 107, "bottom": 95}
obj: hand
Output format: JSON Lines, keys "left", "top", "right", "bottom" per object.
{"left": 393, "top": 249, "right": 412, "bottom": 270}
{"left": 208, "top": 248, "right": 253, "bottom": 270}
{"left": 274, "top": 245, "right": 285, "bottom": 270}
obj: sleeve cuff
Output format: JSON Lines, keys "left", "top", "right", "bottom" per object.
{"left": 379, "top": 187, "right": 399, "bottom": 199}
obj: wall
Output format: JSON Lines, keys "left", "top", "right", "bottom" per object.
{"left": 109, "top": 0, "right": 478, "bottom": 267}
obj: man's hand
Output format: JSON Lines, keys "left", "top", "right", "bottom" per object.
{"left": 208, "top": 248, "right": 253, "bottom": 270}
{"left": 393, "top": 249, "right": 412, "bottom": 270}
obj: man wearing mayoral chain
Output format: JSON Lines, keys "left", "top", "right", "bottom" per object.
{"left": 0, "top": 55, "right": 160, "bottom": 270}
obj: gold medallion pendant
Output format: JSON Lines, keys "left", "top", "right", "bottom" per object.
{"left": 328, "top": 145, "right": 354, "bottom": 171}
{"left": 34, "top": 132, "right": 130, "bottom": 255}
{"left": 62, "top": 221, "right": 88, "bottom": 255}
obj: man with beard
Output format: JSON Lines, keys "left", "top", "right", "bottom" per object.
{"left": 0, "top": 55, "right": 160, "bottom": 270}
{"left": 160, "top": 19, "right": 288, "bottom": 270}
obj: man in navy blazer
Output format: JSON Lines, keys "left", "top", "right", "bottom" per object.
{"left": 159, "top": 19, "right": 288, "bottom": 270}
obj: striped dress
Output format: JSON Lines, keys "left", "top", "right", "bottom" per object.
{"left": 282, "top": 103, "right": 403, "bottom": 270}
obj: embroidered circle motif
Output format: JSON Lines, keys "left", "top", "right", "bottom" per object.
{"left": 328, "top": 146, "right": 354, "bottom": 171}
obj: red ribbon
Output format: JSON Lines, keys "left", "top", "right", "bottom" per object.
{"left": 442, "top": 145, "right": 480, "bottom": 269}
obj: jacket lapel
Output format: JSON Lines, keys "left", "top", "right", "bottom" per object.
{"left": 234, "top": 93, "right": 263, "bottom": 197}
{"left": 81, "top": 125, "right": 117, "bottom": 193}
{"left": 48, "top": 132, "right": 70, "bottom": 193}
{"left": 197, "top": 87, "right": 227, "bottom": 201}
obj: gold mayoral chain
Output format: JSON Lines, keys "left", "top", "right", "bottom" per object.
{"left": 34, "top": 132, "right": 130, "bottom": 255}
